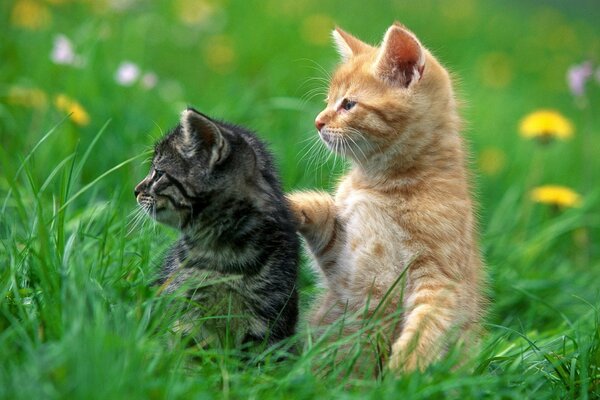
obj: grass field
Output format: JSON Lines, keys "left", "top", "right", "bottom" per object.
{"left": 1, "top": 0, "right": 600, "bottom": 398}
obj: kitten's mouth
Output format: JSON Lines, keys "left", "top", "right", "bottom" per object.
{"left": 319, "top": 131, "right": 335, "bottom": 145}
{"left": 137, "top": 196, "right": 153, "bottom": 210}
{"left": 136, "top": 195, "right": 169, "bottom": 215}
{"left": 139, "top": 204, "right": 164, "bottom": 216}
{"left": 319, "top": 130, "right": 344, "bottom": 152}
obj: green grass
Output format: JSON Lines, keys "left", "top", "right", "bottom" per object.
{"left": 1, "top": 0, "right": 600, "bottom": 398}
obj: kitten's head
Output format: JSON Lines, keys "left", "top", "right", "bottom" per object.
{"left": 316, "top": 23, "right": 457, "bottom": 168}
{"left": 134, "top": 108, "right": 256, "bottom": 230}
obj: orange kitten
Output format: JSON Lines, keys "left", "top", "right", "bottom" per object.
{"left": 289, "top": 23, "right": 485, "bottom": 372}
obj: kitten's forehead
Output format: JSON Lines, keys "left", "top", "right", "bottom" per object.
{"left": 329, "top": 67, "right": 357, "bottom": 99}
{"left": 153, "top": 126, "right": 186, "bottom": 162}
{"left": 329, "top": 62, "right": 387, "bottom": 100}
{"left": 155, "top": 124, "right": 185, "bottom": 149}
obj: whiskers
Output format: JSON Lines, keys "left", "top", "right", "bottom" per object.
{"left": 296, "top": 58, "right": 331, "bottom": 106}
{"left": 346, "top": 127, "right": 381, "bottom": 160}
{"left": 329, "top": 133, "right": 344, "bottom": 174}
{"left": 296, "top": 130, "right": 354, "bottom": 184}
{"left": 126, "top": 202, "right": 156, "bottom": 236}
{"left": 299, "top": 77, "right": 329, "bottom": 105}
{"left": 297, "top": 132, "right": 328, "bottom": 175}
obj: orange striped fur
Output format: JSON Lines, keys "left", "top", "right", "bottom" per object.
{"left": 289, "top": 23, "right": 485, "bottom": 373}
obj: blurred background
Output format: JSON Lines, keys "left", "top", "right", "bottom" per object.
{"left": 1, "top": 0, "right": 600, "bottom": 330}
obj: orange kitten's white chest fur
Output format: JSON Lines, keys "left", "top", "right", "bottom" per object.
{"left": 336, "top": 174, "right": 413, "bottom": 296}
{"left": 289, "top": 23, "right": 485, "bottom": 373}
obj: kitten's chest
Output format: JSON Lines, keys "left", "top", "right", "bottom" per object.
{"left": 163, "top": 264, "right": 252, "bottom": 341}
{"left": 336, "top": 180, "right": 401, "bottom": 230}
{"left": 163, "top": 264, "right": 247, "bottom": 307}
{"left": 335, "top": 183, "right": 412, "bottom": 266}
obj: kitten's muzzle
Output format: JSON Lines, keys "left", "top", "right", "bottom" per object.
{"left": 315, "top": 117, "right": 325, "bottom": 132}
{"left": 134, "top": 179, "right": 149, "bottom": 199}
{"left": 319, "top": 130, "right": 336, "bottom": 145}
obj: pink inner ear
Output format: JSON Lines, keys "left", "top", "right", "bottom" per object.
{"left": 388, "top": 31, "right": 421, "bottom": 66}
{"left": 377, "top": 27, "right": 424, "bottom": 86}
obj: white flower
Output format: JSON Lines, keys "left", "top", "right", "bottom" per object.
{"left": 566, "top": 61, "right": 593, "bottom": 97}
{"left": 141, "top": 72, "right": 158, "bottom": 89}
{"left": 115, "top": 61, "right": 140, "bottom": 86}
{"left": 51, "top": 34, "right": 83, "bottom": 67}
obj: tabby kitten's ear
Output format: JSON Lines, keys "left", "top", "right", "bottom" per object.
{"left": 332, "top": 26, "right": 372, "bottom": 62}
{"left": 180, "top": 108, "right": 229, "bottom": 165}
{"left": 374, "top": 23, "right": 425, "bottom": 88}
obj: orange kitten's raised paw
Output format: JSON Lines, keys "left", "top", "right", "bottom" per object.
{"left": 285, "top": 193, "right": 308, "bottom": 225}
{"left": 286, "top": 191, "right": 335, "bottom": 233}
{"left": 286, "top": 191, "right": 343, "bottom": 278}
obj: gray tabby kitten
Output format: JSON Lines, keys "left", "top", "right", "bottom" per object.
{"left": 134, "top": 108, "right": 299, "bottom": 346}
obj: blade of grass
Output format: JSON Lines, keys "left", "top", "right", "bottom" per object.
{"left": 54, "top": 152, "right": 148, "bottom": 217}
{"left": 2, "top": 116, "right": 68, "bottom": 213}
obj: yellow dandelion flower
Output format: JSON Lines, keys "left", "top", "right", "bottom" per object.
{"left": 204, "top": 35, "right": 236, "bottom": 73}
{"left": 11, "top": 0, "right": 51, "bottom": 30}
{"left": 530, "top": 185, "right": 582, "bottom": 208}
{"left": 519, "top": 110, "right": 574, "bottom": 143}
{"left": 7, "top": 86, "right": 48, "bottom": 109}
{"left": 477, "top": 147, "right": 506, "bottom": 176}
{"left": 301, "top": 14, "right": 334, "bottom": 46}
{"left": 54, "top": 94, "right": 90, "bottom": 126}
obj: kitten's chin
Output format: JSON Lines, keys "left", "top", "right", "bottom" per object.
{"left": 155, "top": 209, "right": 187, "bottom": 229}
{"left": 140, "top": 204, "right": 184, "bottom": 229}
{"left": 319, "top": 129, "right": 368, "bottom": 161}
{"left": 319, "top": 130, "right": 343, "bottom": 153}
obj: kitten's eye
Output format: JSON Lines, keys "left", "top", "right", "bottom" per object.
{"left": 154, "top": 169, "right": 165, "bottom": 179}
{"left": 341, "top": 99, "right": 357, "bottom": 111}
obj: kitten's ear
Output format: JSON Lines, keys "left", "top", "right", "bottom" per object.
{"left": 180, "top": 108, "right": 229, "bottom": 165}
{"left": 332, "top": 26, "right": 372, "bottom": 62}
{"left": 374, "top": 23, "right": 425, "bottom": 88}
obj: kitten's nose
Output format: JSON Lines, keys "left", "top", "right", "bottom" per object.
{"left": 134, "top": 181, "right": 144, "bottom": 199}
{"left": 315, "top": 118, "right": 325, "bottom": 132}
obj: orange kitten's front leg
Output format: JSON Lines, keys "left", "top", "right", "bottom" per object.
{"left": 286, "top": 191, "right": 343, "bottom": 277}
{"left": 388, "top": 272, "right": 458, "bottom": 372}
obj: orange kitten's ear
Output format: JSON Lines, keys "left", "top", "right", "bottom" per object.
{"left": 374, "top": 23, "right": 425, "bottom": 87}
{"left": 332, "top": 26, "right": 371, "bottom": 62}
